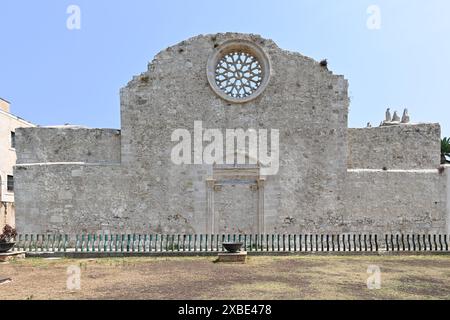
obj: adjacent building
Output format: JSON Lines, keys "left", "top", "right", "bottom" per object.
{"left": 0, "top": 97, "right": 35, "bottom": 229}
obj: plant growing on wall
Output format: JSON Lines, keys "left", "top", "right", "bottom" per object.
{"left": 442, "top": 137, "right": 450, "bottom": 164}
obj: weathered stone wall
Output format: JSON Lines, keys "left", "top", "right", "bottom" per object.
{"left": 343, "top": 169, "right": 448, "bottom": 233}
{"left": 13, "top": 33, "right": 449, "bottom": 235}
{"left": 348, "top": 124, "right": 441, "bottom": 170}
{"left": 15, "top": 164, "right": 122, "bottom": 234}
{"left": 119, "top": 32, "right": 349, "bottom": 234}
{"left": 16, "top": 127, "right": 121, "bottom": 164}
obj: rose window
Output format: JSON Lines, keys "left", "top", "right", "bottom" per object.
{"left": 214, "top": 52, "right": 263, "bottom": 99}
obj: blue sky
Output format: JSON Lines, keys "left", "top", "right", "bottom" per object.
{"left": 1, "top": 0, "right": 449, "bottom": 137}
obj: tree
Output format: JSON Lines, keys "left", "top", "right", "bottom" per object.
{"left": 442, "top": 137, "right": 450, "bottom": 164}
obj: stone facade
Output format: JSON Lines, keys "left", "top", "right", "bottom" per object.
{"left": 17, "top": 127, "right": 121, "bottom": 164}
{"left": 344, "top": 169, "right": 448, "bottom": 233}
{"left": 14, "top": 33, "right": 450, "bottom": 235}
{"left": 348, "top": 124, "right": 441, "bottom": 170}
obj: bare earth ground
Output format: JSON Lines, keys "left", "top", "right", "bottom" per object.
{"left": 1, "top": 255, "right": 450, "bottom": 300}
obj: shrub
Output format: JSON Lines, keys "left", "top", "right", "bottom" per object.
{"left": 0, "top": 225, "right": 17, "bottom": 243}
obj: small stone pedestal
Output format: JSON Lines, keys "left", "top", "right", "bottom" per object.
{"left": 0, "top": 251, "right": 26, "bottom": 263}
{"left": 217, "top": 251, "right": 247, "bottom": 263}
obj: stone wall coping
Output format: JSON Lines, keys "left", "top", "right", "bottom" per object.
{"left": 15, "top": 162, "right": 121, "bottom": 167}
{"left": 348, "top": 169, "right": 441, "bottom": 173}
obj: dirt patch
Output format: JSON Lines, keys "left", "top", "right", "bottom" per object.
{"left": 1, "top": 256, "right": 450, "bottom": 300}
{"left": 395, "top": 275, "right": 450, "bottom": 299}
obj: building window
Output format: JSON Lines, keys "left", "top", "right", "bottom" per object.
{"left": 11, "top": 131, "right": 15, "bottom": 148}
{"left": 214, "top": 51, "right": 263, "bottom": 99}
{"left": 207, "top": 40, "right": 271, "bottom": 104}
{"left": 7, "top": 175, "right": 14, "bottom": 192}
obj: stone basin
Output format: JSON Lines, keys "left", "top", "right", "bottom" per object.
{"left": 223, "top": 242, "right": 243, "bottom": 253}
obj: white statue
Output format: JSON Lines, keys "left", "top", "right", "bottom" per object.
{"left": 385, "top": 108, "right": 392, "bottom": 122}
{"left": 392, "top": 111, "right": 401, "bottom": 122}
{"left": 401, "top": 108, "right": 410, "bottom": 123}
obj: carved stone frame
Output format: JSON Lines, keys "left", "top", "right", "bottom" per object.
{"left": 206, "top": 165, "right": 265, "bottom": 234}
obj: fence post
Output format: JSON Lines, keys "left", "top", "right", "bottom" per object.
{"left": 35, "top": 235, "right": 40, "bottom": 252}
{"left": 64, "top": 234, "right": 68, "bottom": 252}
{"left": 91, "top": 234, "right": 96, "bottom": 252}
{"left": 81, "top": 234, "right": 85, "bottom": 252}
{"left": 44, "top": 234, "right": 49, "bottom": 252}
{"left": 293, "top": 234, "right": 296, "bottom": 252}
{"left": 58, "top": 234, "right": 63, "bottom": 252}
